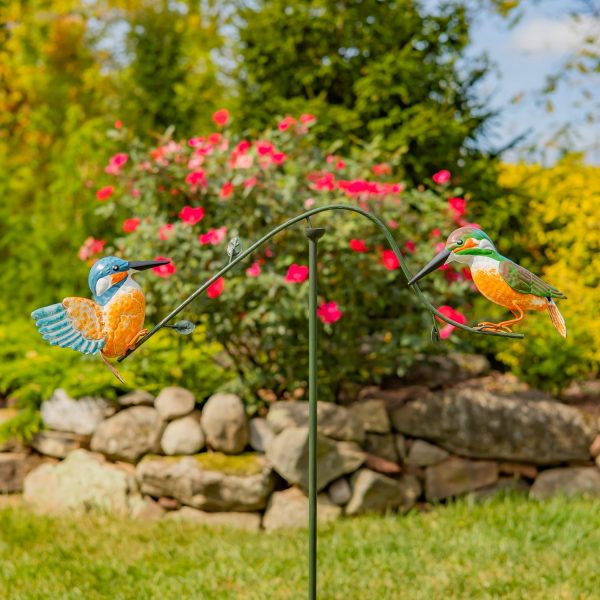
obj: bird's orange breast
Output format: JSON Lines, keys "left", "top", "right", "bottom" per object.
{"left": 101, "top": 287, "right": 146, "bottom": 358}
{"left": 472, "top": 265, "right": 545, "bottom": 311}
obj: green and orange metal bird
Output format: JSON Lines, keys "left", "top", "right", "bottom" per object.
{"left": 408, "top": 226, "right": 567, "bottom": 337}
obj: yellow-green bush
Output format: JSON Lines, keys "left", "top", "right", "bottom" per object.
{"left": 480, "top": 155, "right": 599, "bottom": 391}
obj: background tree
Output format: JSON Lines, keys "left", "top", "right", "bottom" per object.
{"left": 234, "top": 0, "right": 493, "bottom": 184}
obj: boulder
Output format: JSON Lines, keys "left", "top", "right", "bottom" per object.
{"left": 118, "top": 390, "right": 155, "bottom": 407}
{"left": 0, "top": 453, "right": 30, "bottom": 493}
{"left": 41, "top": 389, "right": 111, "bottom": 435}
{"left": 267, "top": 401, "right": 364, "bottom": 444}
{"left": 31, "top": 430, "right": 90, "bottom": 459}
{"left": 406, "top": 440, "right": 449, "bottom": 467}
{"left": 202, "top": 393, "right": 248, "bottom": 454}
{"left": 129, "top": 496, "right": 165, "bottom": 521}
{"left": 160, "top": 414, "right": 205, "bottom": 455}
{"left": 346, "top": 469, "right": 421, "bottom": 515}
{"left": 166, "top": 507, "right": 261, "bottom": 531}
{"left": 136, "top": 453, "right": 274, "bottom": 512}
{"left": 262, "top": 487, "right": 341, "bottom": 530}
{"left": 248, "top": 418, "right": 275, "bottom": 453}
{"left": 155, "top": 387, "right": 195, "bottom": 420}
{"left": 425, "top": 457, "right": 498, "bottom": 501}
{"left": 391, "top": 387, "right": 596, "bottom": 465}
{"left": 327, "top": 478, "right": 352, "bottom": 506}
{"left": 364, "top": 454, "right": 401, "bottom": 475}
{"left": 397, "top": 353, "right": 490, "bottom": 389}
{"left": 363, "top": 433, "right": 398, "bottom": 463}
{"left": 530, "top": 467, "right": 600, "bottom": 500}
{"left": 23, "top": 449, "right": 134, "bottom": 515}
{"left": 90, "top": 406, "right": 163, "bottom": 463}
{"left": 348, "top": 399, "right": 391, "bottom": 434}
{"left": 267, "top": 428, "right": 363, "bottom": 492}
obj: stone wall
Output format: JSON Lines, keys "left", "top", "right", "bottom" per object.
{"left": 2, "top": 355, "right": 600, "bottom": 531}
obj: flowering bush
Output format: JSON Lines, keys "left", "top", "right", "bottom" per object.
{"left": 92, "top": 112, "right": 475, "bottom": 403}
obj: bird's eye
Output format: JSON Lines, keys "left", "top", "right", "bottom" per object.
{"left": 456, "top": 240, "right": 464, "bottom": 246}
{"left": 113, "top": 265, "right": 119, "bottom": 271}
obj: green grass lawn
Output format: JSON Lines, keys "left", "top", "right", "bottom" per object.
{"left": 1, "top": 495, "right": 599, "bottom": 599}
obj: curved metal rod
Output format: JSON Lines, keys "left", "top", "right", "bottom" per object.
{"left": 119, "top": 203, "right": 522, "bottom": 362}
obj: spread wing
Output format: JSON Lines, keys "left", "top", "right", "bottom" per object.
{"left": 31, "top": 297, "right": 106, "bottom": 355}
{"left": 499, "top": 260, "right": 567, "bottom": 300}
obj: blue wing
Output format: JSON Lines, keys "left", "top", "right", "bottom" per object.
{"left": 31, "top": 298, "right": 106, "bottom": 355}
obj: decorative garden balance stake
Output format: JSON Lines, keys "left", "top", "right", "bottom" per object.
{"left": 408, "top": 226, "right": 567, "bottom": 337}
{"left": 30, "top": 205, "right": 526, "bottom": 600}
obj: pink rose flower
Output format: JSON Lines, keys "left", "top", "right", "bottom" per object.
{"left": 278, "top": 116, "right": 296, "bottom": 131}
{"left": 122, "top": 218, "right": 141, "bottom": 233}
{"left": 317, "top": 301, "right": 342, "bottom": 324}
{"left": 179, "top": 206, "right": 205, "bottom": 225}
{"left": 212, "top": 109, "right": 230, "bottom": 127}
{"left": 436, "top": 305, "right": 467, "bottom": 339}
{"left": 404, "top": 240, "right": 416, "bottom": 254}
{"left": 96, "top": 186, "right": 114, "bottom": 201}
{"left": 78, "top": 237, "right": 106, "bottom": 261}
{"left": 300, "top": 114, "right": 316, "bottom": 124}
{"left": 349, "top": 239, "right": 368, "bottom": 253}
{"left": 382, "top": 249, "right": 400, "bottom": 270}
{"left": 285, "top": 264, "right": 309, "bottom": 283}
{"left": 246, "top": 262, "right": 261, "bottom": 277}
{"left": 220, "top": 182, "right": 234, "bottom": 200}
{"left": 198, "top": 226, "right": 227, "bottom": 246}
{"left": 432, "top": 170, "right": 451, "bottom": 184}
{"left": 152, "top": 257, "right": 176, "bottom": 278}
{"left": 207, "top": 277, "right": 225, "bottom": 298}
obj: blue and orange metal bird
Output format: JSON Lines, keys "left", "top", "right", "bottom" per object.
{"left": 31, "top": 256, "right": 169, "bottom": 382}
{"left": 408, "top": 226, "right": 567, "bottom": 337}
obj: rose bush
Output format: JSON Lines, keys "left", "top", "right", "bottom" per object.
{"left": 92, "top": 112, "right": 476, "bottom": 404}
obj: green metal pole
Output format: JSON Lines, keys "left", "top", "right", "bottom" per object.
{"left": 306, "top": 226, "right": 325, "bottom": 600}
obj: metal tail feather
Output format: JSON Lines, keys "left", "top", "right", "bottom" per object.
{"left": 100, "top": 352, "right": 126, "bottom": 384}
{"left": 547, "top": 300, "right": 567, "bottom": 339}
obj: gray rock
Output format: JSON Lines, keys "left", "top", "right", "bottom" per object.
{"left": 391, "top": 387, "right": 596, "bottom": 465}
{"left": 90, "top": 406, "right": 164, "bottom": 463}
{"left": 118, "top": 390, "right": 155, "bottom": 407}
{"left": 155, "top": 387, "right": 195, "bottom": 421}
{"left": 23, "top": 449, "right": 134, "bottom": 515}
{"left": 530, "top": 467, "right": 600, "bottom": 500}
{"left": 364, "top": 433, "right": 398, "bottom": 463}
{"left": 397, "top": 353, "right": 490, "bottom": 389}
{"left": 346, "top": 469, "right": 421, "bottom": 515}
{"left": 202, "top": 393, "right": 248, "bottom": 454}
{"left": 31, "top": 430, "right": 90, "bottom": 459}
{"left": 425, "top": 457, "right": 498, "bottom": 501}
{"left": 262, "top": 487, "right": 341, "bottom": 530}
{"left": 327, "top": 478, "right": 352, "bottom": 506}
{"left": 395, "top": 434, "right": 407, "bottom": 462}
{"left": 136, "top": 453, "right": 274, "bottom": 512}
{"left": 248, "top": 418, "right": 275, "bottom": 453}
{"left": 0, "top": 453, "right": 30, "bottom": 493}
{"left": 128, "top": 495, "right": 165, "bottom": 521}
{"left": 166, "top": 507, "right": 261, "bottom": 531}
{"left": 406, "top": 440, "right": 449, "bottom": 467}
{"left": 267, "top": 401, "right": 364, "bottom": 444}
{"left": 267, "top": 428, "right": 362, "bottom": 492}
{"left": 349, "top": 399, "right": 391, "bottom": 434}
{"left": 41, "top": 389, "right": 111, "bottom": 435}
{"left": 160, "top": 414, "right": 205, "bottom": 455}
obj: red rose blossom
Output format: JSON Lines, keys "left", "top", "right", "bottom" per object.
{"left": 317, "top": 301, "right": 342, "bottom": 324}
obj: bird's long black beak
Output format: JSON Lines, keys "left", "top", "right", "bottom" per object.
{"left": 128, "top": 259, "right": 170, "bottom": 271}
{"left": 407, "top": 248, "right": 451, "bottom": 286}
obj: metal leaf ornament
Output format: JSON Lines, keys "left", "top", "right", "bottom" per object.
{"left": 164, "top": 320, "right": 196, "bottom": 335}
{"left": 227, "top": 236, "right": 242, "bottom": 262}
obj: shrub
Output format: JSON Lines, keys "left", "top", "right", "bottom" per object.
{"left": 92, "top": 112, "right": 476, "bottom": 403}
{"left": 473, "top": 155, "right": 599, "bottom": 392}
{"left": 0, "top": 319, "right": 228, "bottom": 441}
